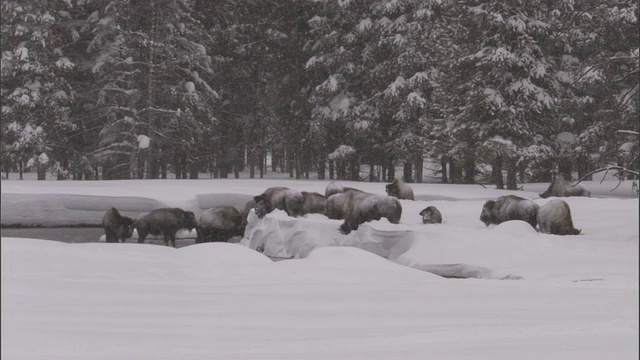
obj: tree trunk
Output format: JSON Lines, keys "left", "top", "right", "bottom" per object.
{"left": 440, "top": 156, "right": 448, "bottom": 183}
{"left": 37, "top": 166, "right": 46, "bottom": 180}
{"left": 369, "top": 163, "right": 375, "bottom": 182}
{"left": 19, "top": 159, "right": 23, "bottom": 180}
{"left": 506, "top": 159, "right": 518, "bottom": 190}
{"left": 317, "top": 158, "right": 325, "bottom": 180}
{"left": 493, "top": 156, "right": 504, "bottom": 190}
{"left": 463, "top": 156, "right": 475, "bottom": 184}
{"left": 403, "top": 161, "right": 413, "bottom": 183}
{"left": 558, "top": 157, "right": 573, "bottom": 181}
{"left": 387, "top": 158, "right": 395, "bottom": 182}
{"left": 329, "top": 160, "right": 334, "bottom": 180}
{"left": 449, "top": 158, "right": 463, "bottom": 184}
{"left": 415, "top": 157, "right": 423, "bottom": 183}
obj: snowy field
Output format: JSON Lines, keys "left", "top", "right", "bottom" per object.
{"left": 1, "top": 176, "right": 638, "bottom": 359}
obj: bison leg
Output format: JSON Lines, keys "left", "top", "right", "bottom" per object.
{"left": 105, "top": 230, "right": 117, "bottom": 243}
{"left": 137, "top": 229, "right": 147, "bottom": 244}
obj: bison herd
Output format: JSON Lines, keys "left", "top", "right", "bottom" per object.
{"left": 103, "top": 177, "right": 589, "bottom": 247}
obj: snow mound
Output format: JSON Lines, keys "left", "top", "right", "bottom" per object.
{"left": 490, "top": 220, "right": 539, "bottom": 235}
{"left": 176, "top": 242, "right": 272, "bottom": 266}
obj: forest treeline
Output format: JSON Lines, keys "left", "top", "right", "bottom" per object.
{"left": 1, "top": 0, "right": 638, "bottom": 187}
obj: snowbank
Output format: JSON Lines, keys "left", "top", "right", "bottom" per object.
{"left": 2, "top": 238, "right": 637, "bottom": 360}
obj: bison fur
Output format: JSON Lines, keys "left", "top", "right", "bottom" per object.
{"left": 419, "top": 206, "right": 442, "bottom": 224}
{"left": 385, "top": 178, "right": 415, "bottom": 200}
{"left": 102, "top": 207, "right": 134, "bottom": 243}
{"left": 134, "top": 207, "right": 197, "bottom": 247}
{"left": 339, "top": 191, "right": 402, "bottom": 234}
{"left": 253, "top": 187, "right": 304, "bottom": 218}
{"left": 539, "top": 178, "right": 591, "bottom": 198}
{"left": 537, "top": 199, "right": 581, "bottom": 235}
{"left": 196, "top": 205, "right": 245, "bottom": 243}
{"left": 480, "top": 195, "right": 539, "bottom": 229}
{"left": 301, "top": 191, "right": 327, "bottom": 216}
{"left": 325, "top": 181, "right": 363, "bottom": 198}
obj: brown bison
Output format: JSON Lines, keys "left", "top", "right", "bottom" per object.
{"left": 301, "top": 191, "right": 327, "bottom": 216}
{"left": 196, "top": 205, "right": 245, "bottom": 243}
{"left": 325, "top": 181, "right": 363, "bottom": 198}
{"left": 253, "top": 187, "right": 304, "bottom": 218}
{"left": 339, "top": 191, "right": 402, "bottom": 234}
{"left": 240, "top": 199, "right": 256, "bottom": 227}
{"left": 537, "top": 199, "right": 581, "bottom": 235}
{"left": 419, "top": 206, "right": 442, "bottom": 224}
{"left": 385, "top": 178, "right": 415, "bottom": 200}
{"left": 102, "top": 207, "right": 135, "bottom": 243}
{"left": 134, "top": 208, "right": 198, "bottom": 247}
{"left": 325, "top": 191, "right": 352, "bottom": 220}
{"left": 539, "top": 178, "right": 591, "bottom": 198}
{"left": 480, "top": 195, "right": 539, "bottom": 229}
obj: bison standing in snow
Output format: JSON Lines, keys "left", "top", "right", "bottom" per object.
{"left": 240, "top": 199, "right": 256, "bottom": 227}
{"left": 339, "top": 191, "right": 402, "bottom": 234}
{"left": 196, "top": 205, "right": 245, "bottom": 243}
{"left": 301, "top": 191, "right": 327, "bottom": 216}
{"left": 419, "top": 206, "right": 442, "bottom": 224}
{"left": 325, "top": 191, "right": 353, "bottom": 220}
{"left": 102, "top": 207, "right": 135, "bottom": 243}
{"left": 537, "top": 199, "right": 581, "bottom": 235}
{"left": 480, "top": 195, "right": 539, "bottom": 229}
{"left": 325, "top": 181, "right": 363, "bottom": 198}
{"left": 385, "top": 178, "right": 415, "bottom": 200}
{"left": 253, "top": 187, "right": 304, "bottom": 218}
{"left": 539, "top": 178, "right": 591, "bottom": 198}
{"left": 134, "top": 208, "right": 198, "bottom": 247}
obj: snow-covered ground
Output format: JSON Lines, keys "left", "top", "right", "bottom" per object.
{"left": 1, "top": 177, "right": 638, "bottom": 359}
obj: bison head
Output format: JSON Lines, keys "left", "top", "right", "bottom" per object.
{"left": 182, "top": 211, "right": 198, "bottom": 231}
{"left": 253, "top": 194, "right": 271, "bottom": 218}
{"left": 419, "top": 207, "right": 437, "bottom": 224}
{"left": 479, "top": 200, "right": 496, "bottom": 226}
{"left": 121, "top": 216, "right": 135, "bottom": 239}
{"left": 385, "top": 182, "right": 399, "bottom": 197}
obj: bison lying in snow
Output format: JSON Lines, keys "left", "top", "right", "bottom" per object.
{"left": 339, "top": 191, "right": 402, "bottom": 234}
{"left": 196, "top": 205, "right": 245, "bottom": 243}
{"left": 301, "top": 191, "right": 327, "bottom": 216}
{"left": 539, "top": 178, "right": 591, "bottom": 198}
{"left": 385, "top": 178, "right": 415, "bottom": 200}
{"left": 102, "top": 207, "right": 134, "bottom": 243}
{"left": 253, "top": 187, "right": 304, "bottom": 218}
{"left": 134, "top": 208, "right": 198, "bottom": 247}
{"left": 480, "top": 195, "right": 539, "bottom": 229}
{"left": 325, "top": 181, "right": 364, "bottom": 198}
{"left": 537, "top": 199, "right": 581, "bottom": 235}
{"left": 419, "top": 206, "right": 442, "bottom": 224}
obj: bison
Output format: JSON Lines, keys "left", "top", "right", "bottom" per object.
{"left": 480, "top": 195, "right": 539, "bottom": 229}
{"left": 339, "top": 191, "right": 402, "bottom": 234}
{"left": 419, "top": 206, "right": 442, "bottom": 224}
{"left": 539, "top": 178, "right": 591, "bottom": 198}
{"left": 537, "top": 199, "right": 581, "bottom": 235}
{"left": 253, "top": 187, "right": 304, "bottom": 218}
{"left": 385, "top": 178, "right": 415, "bottom": 200}
{"left": 325, "top": 181, "right": 363, "bottom": 198}
{"left": 196, "top": 205, "right": 245, "bottom": 243}
{"left": 102, "top": 207, "right": 134, "bottom": 243}
{"left": 301, "top": 191, "right": 327, "bottom": 216}
{"left": 134, "top": 208, "right": 198, "bottom": 247}
{"left": 240, "top": 199, "right": 256, "bottom": 227}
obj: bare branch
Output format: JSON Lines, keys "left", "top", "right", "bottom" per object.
{"left": 616, "top": 130, "right": 639, "bottom": 136}
{"left": 572, "top": 166, "right": 640, "bottom": 188}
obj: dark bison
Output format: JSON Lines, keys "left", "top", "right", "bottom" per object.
{"left": 419, "top": 206, "right": 442, "bottom": 224}
{"left": 240, "top": 199, "right": 256, "bottom": 227}
{"left": 301, "top": 191, "right": 327, "bottom": 216}
{"left": 134, "top": 208, "right": 198, "bottom": 247}
{"left": 253, "top": 187, "right": 304, "bottom": 218}
{"left": 537, "top": 199, "right": 581, "bottom": 235}
{"left": 102, "top": 207, "right": 134, "bottom": 243}
{"left": 339, "top": 191, "right": 402, "bottom": 234}
{"left": 480, "top": 195, "right": 539, "bottom": 229}
{"left": 539, "top": 178, "right": 591, "bottom": 198}
{"left": 325, "top": 181, "right": 363, "bottom": 198}
{"left": 196, "top": 205, "right": 245, "bottom": 243}
{"left": 326, "top": 192, "right": 348, "bottom": 220}
{"left": 385, "top": 178, "right": 415, "bottom": 200}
